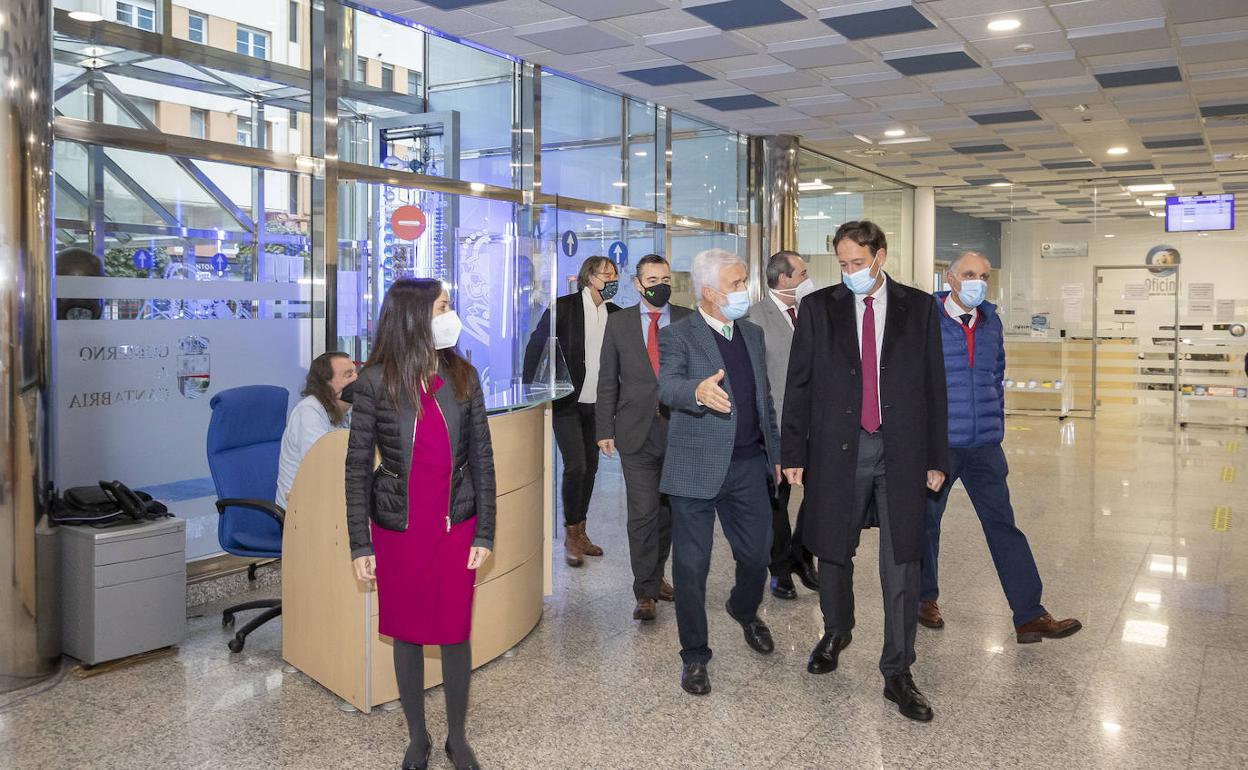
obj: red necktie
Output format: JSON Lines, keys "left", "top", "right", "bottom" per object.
{"left": 786, "top": 307, "right": 798, "bottom": 328}
{"left": 647, "top": 312, "right": 661, "bottom": 376}
{"left": 860, "top": 297, "right": 881, "bottom": 433}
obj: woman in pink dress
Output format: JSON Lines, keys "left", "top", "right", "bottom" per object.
{"left": 345, "top": 278, "right": 496, "bottom": 770}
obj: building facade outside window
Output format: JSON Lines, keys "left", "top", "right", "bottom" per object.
{"left": 289, "top": 1, "right": 300, "bottom": 43}
{"left": 116, "top": 0, "right": 156, "bottom": 32}
{"left": 236, "top": 26, "right": 270, "bottom": 60}
{"left": 407, "top": 70, "right": 420, "bottom": 96}
{"left": 381, "top": 63, "right": 394, "bottom": 92}
{"left": 236, "top": 116, "right": 253, "bottom": 146}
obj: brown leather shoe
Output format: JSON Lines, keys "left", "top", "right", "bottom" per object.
{"left": 577, "top": 521, "right": 604, "bottom": 557}
{"left": 633, "top": 597, "right": 657, "bottom": 621}
{"left": 1016, "top": 613, "right": 1082, "bottom": 643}
{"left": 658, "top": 579, "right": 675, "bottom": 602}
{"left": 564, "top": 525, "right": 583, "bottom": 567}
{"left": 918, "top": 601, "right": 944, "bottom": 630}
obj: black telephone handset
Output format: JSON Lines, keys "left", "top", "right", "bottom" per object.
{"left": 99, "top": 480, "right": 147, "bottom": 520}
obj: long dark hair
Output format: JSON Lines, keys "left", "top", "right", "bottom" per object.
{"left": 366, "top": 278, "right": 475, "bottom": 409}
{"left": 302, "top": 351, "right": 352, "bottom": 427}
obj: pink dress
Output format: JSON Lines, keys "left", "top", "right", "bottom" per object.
{"left": 371, "top": 376, "right": 479, "bottom": 645}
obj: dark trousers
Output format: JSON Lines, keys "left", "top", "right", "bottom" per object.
{"left": 553, "top": 402, "right": 599, "bottom": 526}
{"left": 818, "top": 430, "right": 919, "bottom": 678}
{"left": 921, "top": 443, "right": 1045, "bottom": 628}
{"left": 619, "top": 416, "right": 673, "bottom": 600}
{"left": 670, "top": 453, "right": 773, "bottom": 665}
{"left": 769, "top": 479, "right": 813, "bottom": 576}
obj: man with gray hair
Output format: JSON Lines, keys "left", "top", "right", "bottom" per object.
{"left": 658, "top": 248, "right": 782, "bottom": 696}
{"left": 921, "top": 251, "right": 1081, "bottom": 643}
{"left": 748, "top": 250, "right": 820, "bottom": 600}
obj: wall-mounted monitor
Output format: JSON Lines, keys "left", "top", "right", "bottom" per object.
{"left": 1165, "top": 194, "right": 1234, "bottom": 232}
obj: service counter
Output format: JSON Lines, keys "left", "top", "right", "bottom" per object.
{"left": 280, "top": 395, "right": 551, "bottom": 712}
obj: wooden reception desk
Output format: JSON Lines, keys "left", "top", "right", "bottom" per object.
{"left": 281, "top": 402, "right": 549, "bottom": 712}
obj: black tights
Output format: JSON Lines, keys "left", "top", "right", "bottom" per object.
{"left": 393, "top": 640, "right": 474, "bottom": 767}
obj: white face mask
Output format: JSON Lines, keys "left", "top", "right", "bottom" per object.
{"left": 775, "top": 278, "right": 816, "bottom": 303}
{"left": 432, "top": 310, "right": 463, "bottom": 350}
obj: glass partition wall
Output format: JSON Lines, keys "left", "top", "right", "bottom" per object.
{"left": 49, "top": 0, "right": 751, "bottom": 561}
{"left": 933, "top": 176, "right": 1248, "bottom": 429}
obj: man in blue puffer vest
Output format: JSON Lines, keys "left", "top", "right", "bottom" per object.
{"left": 920, "top": 252, "right": 1082, "bottom": 645}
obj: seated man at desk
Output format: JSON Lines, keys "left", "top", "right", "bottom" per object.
{"left": 276, "top": 351, "right": 357, "bottom": 508}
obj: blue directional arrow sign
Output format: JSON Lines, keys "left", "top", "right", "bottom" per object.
{"left": 132, "top": 248, "right": 153, "bottom": 271}
{"left": 607, "top": 240, "right": 628, "bottom": 268}
{"left": 211, "top": 252, "right": 229, "bottom": 275}
{"left": 560, "top": 230, "right": 579, "bottom": 258}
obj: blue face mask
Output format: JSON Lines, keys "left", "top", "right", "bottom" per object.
{"left": 719, "top": 289, "right": 751, "bottom": 321}
{"left": 957, "top": 279, "right": 987, "bottom": 309}
{"left": 842, "top": 255, "right": 880, "bottom": 295}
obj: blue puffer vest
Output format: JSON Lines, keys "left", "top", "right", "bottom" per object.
{"left": 935, "top": 291, "right": 1006, "bottom": 448}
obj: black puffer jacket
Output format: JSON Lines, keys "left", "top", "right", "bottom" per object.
{"left": 344, "top": 364, "right": 496, "bottom": 560}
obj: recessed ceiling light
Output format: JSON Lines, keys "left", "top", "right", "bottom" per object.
{"left": 1104, "top": 234, "right": 1116, "bottom": 238}
{"left": 852, "top": 134, "right": 874, "bottom": 145}
{"left": 988, "top": 18, "right": 1022, "bottom": 32}
{"left": 989, "top": 182, "right": 1012, "bottom": 187}
{"left": 1013, "top": 43, "right": 1035, "bottom": 53}
{"left": 1125, "top": 183, "right": 1174, "bottom": 192}
{"left": 634, "top": 150, "right": 647, "bottom": 157}
{"left": 469, "top": 182, "right": 485, "bottom": 192}
{"left": 1107, "top": 146, "right": 1128, "bottom": 155}
{"left": 68, "top": 11, "right": 104, "bottom": 22}
{"left": 612, "top": 181, "right": 628, "bottom": 187}
{"left": 884, "top": 128, "right": 906, "bottom": 137}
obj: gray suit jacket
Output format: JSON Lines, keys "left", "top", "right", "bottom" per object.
{"left": 596, "top": 303, "right": 692, "bottom": 454}
{"left": 745, "top": 296, "right": 795, "bottom": 428}
{"left": 657, "top": 312, "right": 781, "bottom": 500}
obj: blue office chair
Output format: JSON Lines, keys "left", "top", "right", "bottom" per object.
{"left": 207, "top": 385, "right": 288, "bottom": 653}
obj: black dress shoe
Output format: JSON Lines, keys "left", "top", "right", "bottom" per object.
{"left": 793, "top": 560, "right": 819, "bottom": 591}
{"left": 807, "top": 631, "right": 852, "bottom": 674}
{"left": 770, "top": 575, "right": 798, "bottom": 600}
{"left": 726, "top": 601, "right": 774, "bottom": 654}
{"left": 883, "top": 672, "right": 934, "bottom": 722}
{"left": 444, "top": 739, "right": 481, "bottom": 770}
{"left": 402, "top": 731, "right": 432, "bottom": 770}
{"left": 681, "top": 661, "right": 711, "bottom": 695}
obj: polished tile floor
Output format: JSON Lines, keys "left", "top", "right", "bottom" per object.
{"left": 2, "top": 413, "right": 1247, "bottom": 768}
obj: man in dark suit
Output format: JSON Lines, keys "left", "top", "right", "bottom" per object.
{"left": 782, "top": 220, "right": 949, "bottom": 722}
{"left": 658, "top": 248, "right": 782, "bottom": 697}
{"left": 597, "top": 255, "right": 692, "bottom": 621}
{"left": 747, "top": 250, "right": 819, "bottom": 600}
{"left": 523, "top": 256, "right": 620, "bottom": 567}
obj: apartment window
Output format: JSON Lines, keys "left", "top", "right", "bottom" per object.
{"left": 407, "top": 71, "right": 420, "bottom": 96}
{"left": 187, "top": 13, "right": 206, "bottom": 44}
{"left": 116, "top": 1, "right": 156, "bottom": 32}
{"left": 236, "top": 26, "right": 270, "bottom": 60}
{"left": 131, "top": 97, "right": 157, "bottom": 126}
{"left": 356, "top": 56, "right": 368, "bottom": 83}
{"left": 190, "top": 109, "right": 207, "bottom": 140}
{"left": 381, "top": 64, "right": 394, "bottom": 92}
{"left": 237, "top": 116, "right": 253, "bottom": 147}
{"left": 289, "top": 1, "right": 299, "bottom": 43}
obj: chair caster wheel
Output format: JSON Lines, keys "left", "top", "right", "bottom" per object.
{"left": 228, "top": 637, "right": 245, "bottom": 653}
{"left": 223, "top": 613, "right": 235, "bottom": 627}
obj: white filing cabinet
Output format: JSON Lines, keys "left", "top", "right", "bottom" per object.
{"left": 59, "top": 518, "right": 187, "bottom": 665}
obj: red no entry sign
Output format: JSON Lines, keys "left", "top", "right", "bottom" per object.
{"left": 390, "top": 205, "right": 427, "bottom": 240}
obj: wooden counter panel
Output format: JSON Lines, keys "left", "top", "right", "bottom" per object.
{"left": 489, "top": 406, "right": 544, "bottom": 496}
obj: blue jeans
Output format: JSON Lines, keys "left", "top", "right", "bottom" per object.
{"left": 921, "top": 443, "right": 1045, "bottom": 628}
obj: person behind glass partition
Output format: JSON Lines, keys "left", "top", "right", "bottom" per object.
{"left": 345, "top": 278, "right": 496, "bottom": 770}
{"left": 275, "top": 351, "right": 357, "bottom": 509}
{"left": 522, "top": 255, "right": 621, "bottom": 567}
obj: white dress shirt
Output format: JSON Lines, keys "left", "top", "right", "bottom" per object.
{"left": 578, "top": 287, "right": 609, "bottom": 404}
{"left": 698, "top": 305, "right": 733, "bottom": 339}
{"left": 854, "top": 276, "right": 888, "bottom": 414}
{"left": 769, "top": 290, "right": 796, "bottom": 328}
{"left": 944, "top": 293, "right": 978, "bottom": 327}
{"left": 276, "top": 395, "right": 349, "bottom": 508}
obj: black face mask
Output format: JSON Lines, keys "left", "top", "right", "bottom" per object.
{"left": 641, "top": 283, "right": 671, "bottom": 308}
{"left": 599, "top": 280, "right": 619, "bottom": 301}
